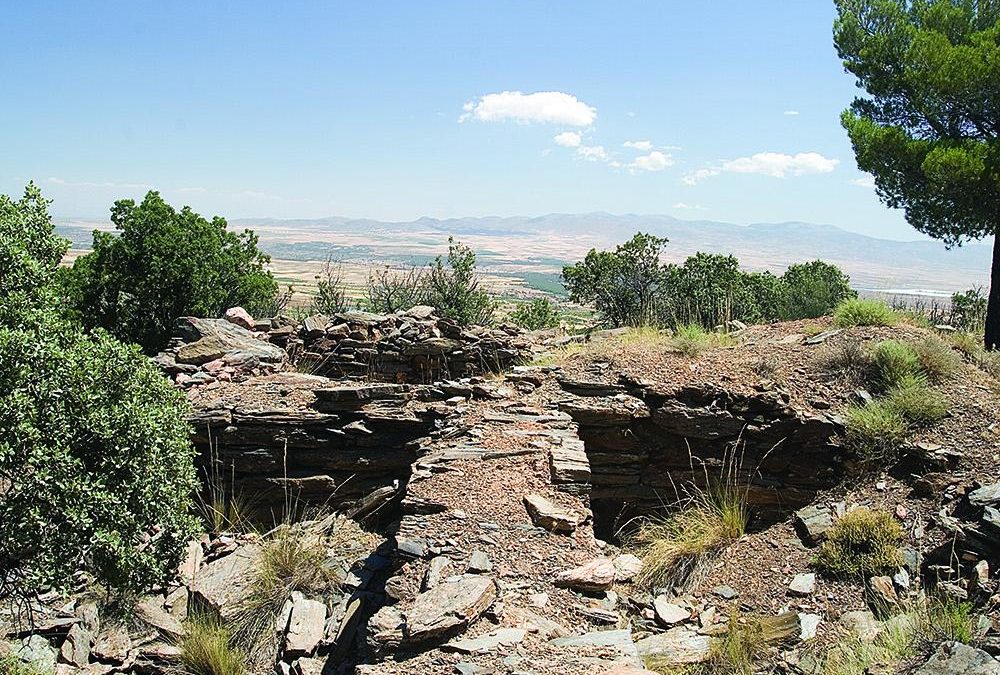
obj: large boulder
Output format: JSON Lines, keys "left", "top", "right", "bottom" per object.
{"left": 914, "top": 642, "right": 1000, "bottom": 674}
{"left": 173, "top": 317, "right": 285, "bottom": 366}
{"left": 188, "top": 545, "right": 262, "bottom": 620}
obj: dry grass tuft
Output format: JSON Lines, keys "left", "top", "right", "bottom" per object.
{"left": 670, "top": 324, "right": 735, "bottom": 358}
{"left": 630, "top": 482, "right": 747, "bottom": 590}
{"left": 910, "top": 336, "right": 962, "bottom": 383}
{"left": 179, "top": 614, "right": 248, "bottom": 675}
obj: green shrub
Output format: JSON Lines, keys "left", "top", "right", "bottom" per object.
{"left": 0, "top": 186, "right": 198, "bottom": 603}
{"left": 59, "top": 191, "right": 277, "bottom": 353}
{"left": 950, "top": 288, "right": 987, "bottom": 333}
{"left": 870, "top": 340, "right": 922, "bottom": 391}
{"left": 925, "top": 596, "right": 975, "bottom": 644}
{"left": 814, "top": 508, "right": 903, "bottom": 576}
{"left": 834, "top": 299, "right": 898, "bottom": 327}
{"left": 885, "top": 375, "right": 948, "bottom": 425}
{"left": 845, "top": 401, "right": 908, "bottom": 461}
{"left": 911, "top": 336, "right": 962, "bottom": 383}
{"left": 781, "top": 260, "right": 857, "bottom": 320}
{"left": 364, "top": 265, "right": 428, "bottom": 314}
{"left": 180, "top": 614, "right": 247, "bottom": 675}
{"left": 508, "top": 297, "right": 560, "bottom": 330}
{"left": 425, "top": 237, "right": 496, "bottom": 326}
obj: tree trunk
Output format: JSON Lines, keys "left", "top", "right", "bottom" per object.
{"left": 987, "top": 229, "right": 1000, "bottom": 351}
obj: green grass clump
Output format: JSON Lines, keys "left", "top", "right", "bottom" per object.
{"left": 834, "top": 299, "right": 898, "bottom": 328}
{"left": 631, "top": 484, "right": 747, "bottom": 589}
{"left": 179, "top": 615, "right": 247, "bottom": 675}
{"left": 911, "top": 336, "right": 962, "bottom": 383}
{"left": 870, "top": 340, "right": 922, "bottom": 392}
{"left": 948, "top": 330, "right": 982, "bottom": 359}
{"left": 845, "top": 401, "right": 908, "bottom": 461}
{"left": 670, "top": 324, "right": 733, "bottom": 358}
{"left": 813, "top": 508, "right": 903, "bottom": 577}
{"left": 925, "top": 596, "right": 975, "bottom": 644}
{"left": 0, "top": 655, "right": 49, "bottom": 675}
{"left": 884, "top": 375, "right": 948, "bottom": 426}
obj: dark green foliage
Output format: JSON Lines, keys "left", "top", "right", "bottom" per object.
{"left": 951, "top": 287, "right": 988, "bottom": 333}
{"left": 660, "top": 253, "right": 770, "bottom": 328}
{"left": 814, "top": 508, "right": 903, "bottom": 576}
{"left": 834, "top": 0, "right": 1000, "bottom": 348}
{"left": 508, "top": 297, "right": 561, "bottom": 330}
{"left": 60, "top": 191, "right": 278, "bottom": 353}
{"left": 425, "top": 237, "right": 496, "bottom": 326}
{"left": 0, "top": 183, "right": 69, "bottom": 322}
{"left": 562, "top": 233, "right": 669, "bottom": 327}
{"left": 0, "top": 186, "right": 198, "bottom": 602}
{"left": 780, "top": 260, "right": 857, "bottom": 319}
{"left": 563, "top": 233, "right": 857, "bottom": 330}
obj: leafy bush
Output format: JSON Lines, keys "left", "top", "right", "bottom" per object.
{"left": 180, "top": 614, "right": 248, "bottom": 675}
{"left": 562, "top": 232, "right": 669, "bottom": 327}
{"left": 365, "top": 265, "right": 428, "bottom": 314}
{"left": 59, "top": 191, "right": 277, "bottom": 353}
{"left": 1, "top": 310, "right": 199, "bottom": 600}
{"left": 911, "top": 336, "right": 962, "bottom": 383}
{"left": 884, "top": 375, "right": 949, "bottom": 426}
{"left": 834, "top": 298, "right": 898, "bottom": 327}
{"left": 312, "top": 256, "right": 349, "bottom": 314}
{"left": 870, "top": 340, "right": 922, "bottom": 391}
{"left": 813, "top": 508, "right": 903, "bottom": 576}
{"left": 781, "top": 260, "right": 857, "bottom": 320}
{"left": 0, "top": 185, "right": 198, "bottom": 603}
{"left": 845, "top": 401, "right": 908, "bottom": 461}
{"left": 0, "top": 183, "right": 68, "bottom": 320}
{"left": 950, "top": 288, "right": 987, "bottom": 333}
{"left": 425, "top": 238, "right": 496, "bottom": 326}
{"left": 508, "top": 297, "right": 560, "bottom": 330}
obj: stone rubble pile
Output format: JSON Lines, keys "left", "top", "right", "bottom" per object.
{"left": 283, "top": 306, "right": 531, "bottom": 383}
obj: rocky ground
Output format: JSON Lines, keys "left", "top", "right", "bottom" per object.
{"left": 4, "top": 310, "right": 1000, "bottom": 674}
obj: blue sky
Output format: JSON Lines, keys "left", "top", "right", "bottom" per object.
{"left": 2, "top": 1, "right": 922, "bottom": 239}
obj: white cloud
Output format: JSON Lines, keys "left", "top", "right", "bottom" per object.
{"left": 783, "top": 110, "right": 800, "bottom": 116}
{"left": 629, "top": 150, "right": 674, "bottom": 172}
{"left": 672, "top": 202, "right": 707, "bottom": 211}
{"left": 684, "top": 152, "right": 839, "bottom": 184}
{"left": 460, "top": 90, "right": 597, "bottom": 126}
{"left": 682, "top": 168, "right": 722, "bottom": 185}
{"left": 722, "top": 152, "right": 839, "bottom": 178}
{"left": 850, "top": 174, "right": 876, "bottom": 188}
{"left": 576, "top": 145, "right": 608, "bottom": 161}
{"left": 553, "top": 131, "right": 582, "bottom": 147}
{"left": 624, "top": 140, "right": 653, "bottom": 151}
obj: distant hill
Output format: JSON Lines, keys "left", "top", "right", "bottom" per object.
{"left": 58, "top": 212, "right": 993, "bottom": 296}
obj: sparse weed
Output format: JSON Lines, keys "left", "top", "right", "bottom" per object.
{"left": 0, "top": 654, "right": 49, "bottom": 675}
{"left": 817, "top": 341, "right": 872, "bottom": 382}
{"left": 834, "top": 299, "right": 898, "bottom": 328}
{"left": 884, "top": 375, "right": 948, "bottom": 426}
{"left": 179, "top": 614, "right": 248, "bottom": 675}
{"left": 803, "top": 322, "right": 827, "bottom": 337}
{"left": 976, "top": 349, "right": 1000, "bottom": 379}
{"left": 813, "top": 508, "right": 903, "bottom": 577}
{"left": 948, "top": 330, "right": 983, "bottom": 359}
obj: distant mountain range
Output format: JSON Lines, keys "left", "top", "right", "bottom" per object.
{"left": 58, "top": 212, "right": 993, "bottom": 296}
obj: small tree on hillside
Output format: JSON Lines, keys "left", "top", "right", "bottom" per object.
{"left": 834, "top": 0, "right": 1000, "bottom": 348}
{"left": 313, "top": 256, "right": 349, "bottom": 314}
{"left": 660, "top": 253, "right": 762, "bottom": 328}
{"left": 781, "top": 260, "right": 857, "bottom": 319}
{"left": 365, "top": 265, "right": 429, "bottom": 314}
{"left": 59, "top": 191, "right": 278, "bottom": 353}
{"left": 509, "top": 297, "right": 561, "bottom": 330}
{"left": 426, "top": 237, "right": 496, "bottom": 326}
{"left": 562, "top": 233, "right": 669, "bottom": 327}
